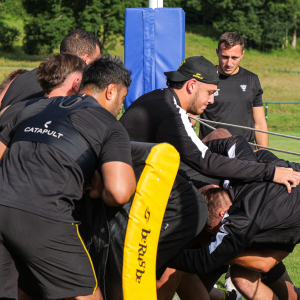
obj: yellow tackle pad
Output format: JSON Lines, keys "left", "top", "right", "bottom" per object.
{"left": 122, "top": 143, "right": 180, "bottom": 300}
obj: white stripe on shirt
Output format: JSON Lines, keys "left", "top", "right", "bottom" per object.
{"left": 223, "top": 144, "right": 236, "bottom": 189}
{"left": 209, "top": 211, "right": 230, "bottom": 254}
{"left": 172, "top": 96, "right": 208, "bottom": 158}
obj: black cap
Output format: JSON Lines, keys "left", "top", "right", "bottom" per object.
{"left": 164, "top": 56, "right": 219, "bottom": 85}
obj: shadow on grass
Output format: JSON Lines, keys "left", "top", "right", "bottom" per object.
{"left": 0, "top": 45, "right": 45, "bottom": 62}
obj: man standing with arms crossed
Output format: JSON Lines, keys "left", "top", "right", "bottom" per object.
{"left": 199, "top": 32, "right": 268, "bottom": 149}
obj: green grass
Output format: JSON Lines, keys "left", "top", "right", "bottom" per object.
{"left": 269, "top": 131, "right": 300, "bottom": 163}
{"left": 0, "top": 19, "right": 299, "bottom": 300}
{"left": 0, "top": 24, "right": 299, "bottom": 132}
{"left": 185, "top": 26, "right": 300, "bottom": 132}
{"left": 172, "top": 245, "right": 300, "bottom": 300}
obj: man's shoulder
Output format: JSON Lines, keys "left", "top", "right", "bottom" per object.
{"left": 1, "top": 68, "right": 44, "bottom": 108}
{"left": 131, "top": 88, "right": 174, "bottom": 107}
{"left": 120, "top": 88, "right": 180, "bottom": 126}
{"left": 72, "top": 96, "right": 121, "bottom": 135}
{"left": 78, "top": 95, "right": 117, "bottom": 121}
{"left": 238, "top": 67, "right": 259, "bottom": 79}
{"left": 7, "top": 68, "right": 39, "bottom": 88}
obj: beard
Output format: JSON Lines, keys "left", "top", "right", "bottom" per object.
{"left": 110, "top": 99, "right": 121, "bottom": 118}
{"left": 189, "top": 89, "right": 201, "bottom": 115}
{"left": 108, "top": 89, "right": 122, "bottom": 118}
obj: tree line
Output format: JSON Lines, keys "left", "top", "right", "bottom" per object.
{"left": 0, "top": 0, "right": 299, "bottom": 54}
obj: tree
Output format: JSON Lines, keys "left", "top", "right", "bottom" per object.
{"left": 78, "top": 0, "right": 148, "bottom": 53}
{"left": 285, "top": 0, "right": 300, "bottom": 49}
{"left": 0, "top": 21, "right": 20, "bottom": 51}
{"left": 184, "top": 0, "right": 300, "bottom": 51}
{"left": 22, "top": 0, "right": 148, "bottom": 55}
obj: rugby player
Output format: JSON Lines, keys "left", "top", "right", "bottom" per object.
{"left": 120, "top": 55, "right": 300, "bottom": 298}
{"left": 199, "top": 32, "right": 268, "bottom": 149}
{"left": 168, "top": 135, "right": 300, "bottom": 300}
{"left": 0, "top": 54, "right": 135, "bottom": 300}
{"left": 0, "top": 29, "right": 101, "bottom": 110}
{"left": 120, "top": 55, "right": 300, "bottom": 192}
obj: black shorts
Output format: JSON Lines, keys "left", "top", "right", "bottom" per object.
{"left": 261, "top": 261, "right": 286, "bottom": 285}
{"left": 0, "top": 205, "right": 97, "bottom": 299}
{"left": 156, "top": 176, "right": 208, "bottom": 278}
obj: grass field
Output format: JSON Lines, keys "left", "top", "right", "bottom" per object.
{"left": 269, "top": 131, "right": 300, "bottom": 163}
{"left": 0, "top": 22, "right": 299, "bottom": 300}
{"left": 170, "top": 128, "right": 299, "bottom": 300}
{"left": 1, "top": 28, "right": 299, "bottom": 131}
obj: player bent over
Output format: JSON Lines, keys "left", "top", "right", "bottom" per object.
{"left": 168, "top": 135, "right": 300, "bottom": 300}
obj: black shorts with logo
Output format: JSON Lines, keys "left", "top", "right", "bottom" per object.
{"left": 0, "top": 205, "right": 97, "bottom": 299}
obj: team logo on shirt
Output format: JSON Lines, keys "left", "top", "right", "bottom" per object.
{"left": 24, "top": 120, "right": 64, "bottom": 139}
{"left": 44, "top": 121, "right": 52, "bottom": 128}
{"left": 240, "top": 85, "right": 247, "bottom": 92}
{"left": 214, "top": 89, "right": 220, "bottom": 96}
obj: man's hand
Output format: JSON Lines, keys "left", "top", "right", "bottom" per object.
{"left": 83, "top": 170, "right": 104, "bottom": 199}
{"left": 273, "top": 167, "right": 300, "bottom": 193}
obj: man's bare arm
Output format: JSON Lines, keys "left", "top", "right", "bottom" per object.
{"left": 253, "top": 106, "right": 268, "bottom": 148}
{"left": 0, "top": 141, "right": 7, "bottom": 161}
{"left": 100, "top": 161, "right": 136, "bottom": 206}
{"left": 228, "top": 248, "right": 289, "bottom": 273}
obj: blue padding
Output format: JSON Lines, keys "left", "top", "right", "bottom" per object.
{"left": 155, "top": 8, "right": 185, "bottom": 89}
{"left": 124, "top": 8, "right": 147, "bottom": 109}
{"left": 143, "top": 9, "right": 156, "bottom": 95}
{"left": 124, "top": 8, "right": 185, "bottom": 109}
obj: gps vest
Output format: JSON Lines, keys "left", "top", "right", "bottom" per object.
{"left": 11, "top": 95, "right": 100, "bottom": 180}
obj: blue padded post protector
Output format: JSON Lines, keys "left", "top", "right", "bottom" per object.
{"left": 124, "top": 8, "right": 185, "bottom": 109}
{"left": 143, "top": 9, "right": 156, "bottom": 95}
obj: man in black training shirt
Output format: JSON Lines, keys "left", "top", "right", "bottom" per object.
{"left": 200, "top": 32, "right": 268, "bottom": 148}
{"left": 0, "top": 29, "right": 101, "bottom": 110}
{"left": 168, "top": 138, "right": 300, "bottom": 300}
{"left": 120, "top": 56, "right": 300, "bottom": 299}
{"left": 120, "top": 55, "right": 300, "bottom": 192}
{"left": 0, "top": 55, "right": 135, "bottom": 300}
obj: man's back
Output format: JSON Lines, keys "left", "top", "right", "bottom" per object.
{"left": 228, "top": 180, "right": 300, "bottom": 250}
{"left": 120, "top": 88, "right": 179, "bottom": 143}
{"left": 0, "top": 95, "right": 131, "bottom": 223}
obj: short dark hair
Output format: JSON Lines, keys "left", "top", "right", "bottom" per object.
{"left": 218, "top": 32, "right": 244, "bottom": 51}
{"left": 202, "top": 188, "right": 232, "bottom": 227}
{"left": 166, "top": 78, "right": 188, "bottom": 89}
{"left": 0, "top": 69, "right": 28, "bottom": 93}
{"left": 37, "top": 53, "right": 86, "bottom": 94}
{"left": 60, "top": 29, "right": 100, "bottom": 58}
{"left": 81, "top": 54, "right": 131, "bottom": 92}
